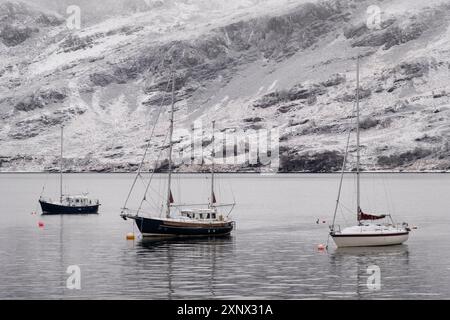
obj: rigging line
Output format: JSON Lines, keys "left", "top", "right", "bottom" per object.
{"left": 141, "top": 184, "right": 160, "bottom": 207}
{"left": 225, "top": 202, "right": 236, "bottom": 217}
{"left": 39, "top": 170, "right": 51, "bottom": 197}
{"left": 121, "top": 75, "right": 172, "bottom": 211}
{"left": 136, "top": 104, "right": 172, "bottom": 215}
{"left": 381, "top": 173, "right": 394, "bottom": 215}
{"left": 136, "top": 130, "right": 170, "bottom": 216}
{"left": 157, "top": 172, "right": 164, "bottom": 218}
{"left": 138, "top": 175, "right": 148, "bottom": 189}
{"left": 146, "top": 183, "right": 169, "bottom": 204}
{"left": 339, "top": 201, "right": 353, "bottom": 217}
{"left": 131, "top": 50, "right": 189, "bottom": 216}
{"left": 229, "top": 177, "right": 237, "bottom": 206}
{"left": 331, "top": 101, "right": 357, "bottom": 230}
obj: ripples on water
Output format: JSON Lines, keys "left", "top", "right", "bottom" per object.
{"left": 0, "top": 173, "right": 449, "bottom": 299}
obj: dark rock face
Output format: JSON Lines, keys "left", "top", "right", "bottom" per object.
{"left": 321, "top": 73, "right": 346, "bottom": 87}
{"left": 0, "top": 1, "right": 62, "bottom": 46}
{"left": 344, "top": 22, "right": 370, "bottom": 39}
{"left": 35, "top": 13, "right": 63, "bottom": 27}
{"left": 0, "top": 24, "right": 34, "bottom": 46}
{"left": 243, "top": 117, "right": 264, "bottom": 123}
{"left": 89, "top": 73, "right": 118, "bottom": 87}
{"left": 300, "top": 121, "right": 349, "bottom": 135}
{"left": 245, "top": 124, "right": 263, "bottom": 131}
{"left": 10, "top": 107, "right": 85, "bottom": 140}
{"left": 218, "top": 1, "right": 343, "bottom": 60}
{"left": 289, "top": 84, "right": 327, "bottom": 100}
{"left": 340, "top": 87, "right": 371, "bottom": 102}
{"left": 142, "top": 92, "right": 172, "bottom": 106}
{"left": 351, "top": 24, "right": 425, "bottom": 49}
{"left": 15, "top": 96, "right": 44, "bottom": 112}
{"left": 359, "top": 117, "right": 379, "bottom": 130}
{"left": 60, "top": 35, "right": 96, "bottom": 52}
{"left": 87, "top": 1, "right": 347, "bottom": 106}
{"left": 280, "top": 150, "right": 344, "bottom": 172}
{"left": 415, "top": 135, "right": 442, "bottom": 143}
{"left": 379, "top": 59, "right": 431, "bottom": 92}
{"left": 393, "top": 60, "right": 430, "bottom": 82}
{"left": 254, "top": 84, "right": 326, "bottom": 108}
{"left": 377, "top": 147, "right": 433, "bottom": 168}
{"left": 345, "top": 9, "right": 437, "bottom": 50}
{"left": 254, "top": 90, "right": 290, "bottom": 109}
{"left": 14, "top": 89, "right": 67, "bottom": 112}
{"left": 277, "top": 105, "right": 295, "bottom": 113}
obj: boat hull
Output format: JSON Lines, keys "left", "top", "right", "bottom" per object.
{"left": 130, "top": 216, "right": 234, "bottom": 237}
{"left": 39, "top": 200, "right": 99, "bottom": 215}
{"left": 331, "top": 232, "right": 409, "bottom": 248}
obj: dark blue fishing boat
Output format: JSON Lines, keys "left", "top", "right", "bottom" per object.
{"left": 39, "top": 126, "right": 100, "bottom": 215}
{"left": 39, "top": 195, "right": 100, "bottom": 214}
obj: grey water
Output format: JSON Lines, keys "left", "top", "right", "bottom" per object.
{"left": 0, "top": 173, "right": 449, "bottom": 299}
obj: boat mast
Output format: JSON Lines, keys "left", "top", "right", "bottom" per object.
{"left": 166, "top": 72, "right": 175, "bottom": 218}
{"left": 356, "top": 55, "right": 361, "bottom": 219}
{"left": 210, "top": 120, "right": 215, "bottom": 208}
{"left": 60, "top": 125, "right": 64, "bottom": 203}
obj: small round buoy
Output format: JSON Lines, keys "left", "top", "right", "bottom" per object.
{"left": 38, "top": 221, "right": 44, "bottom": 228}
{"left": 322, "top": 220, "right": 326, "bottom": 224}
{"left": 126, "top": 233, "right": 135, "bottom": 240}
{"left": 412, "top": 226, "right": 418, "bottom": 230}
{"left": 317, "top": 244, "right": 326, "bottom": 251}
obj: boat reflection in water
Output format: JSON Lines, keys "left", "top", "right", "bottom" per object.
{"left": 332, "top": 244, "right": 410, "bottom": 257}
{"left": 133, "top": 236, "right": 236, "bottom": 299}
{"left": 327, "top": 245, "right": 410, "bottom": 298}
{"left": 138, "top": 235, "right": 234, "bottom": 250}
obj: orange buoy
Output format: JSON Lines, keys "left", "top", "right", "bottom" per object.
{"left": 38, "top": 221, "right": 44, "bottom": 228}
{"left": 126, "top": 233, "right": 135, "bottom": 240}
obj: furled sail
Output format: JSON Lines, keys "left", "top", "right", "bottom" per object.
{"left": 169, "top": 190, "right": 174, "bottom": 204}
{"left": 358, "top": 208, "right": 386, "bottom": 221}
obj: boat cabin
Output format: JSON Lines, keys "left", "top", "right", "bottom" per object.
{"left": 61, "top": 195, "right": 99, "bottom": 207}
{"left": 180, "top": 209, "right": 218, "bottom": 220}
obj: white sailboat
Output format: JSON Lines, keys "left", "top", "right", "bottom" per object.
{"left": 329, "top": 57, "right": 410, "bottom": 248}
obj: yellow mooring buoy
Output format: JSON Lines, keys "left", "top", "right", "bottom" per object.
{"left": 126, "top": 233, "right": 135, "bottom": 240}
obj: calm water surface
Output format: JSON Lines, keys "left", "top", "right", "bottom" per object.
{"left": 0, "top": 173, "right": 449, "bottom": 299}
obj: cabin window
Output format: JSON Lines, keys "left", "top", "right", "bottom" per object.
{"left": 207, "top": 214, "right": 210, "bottom": 219}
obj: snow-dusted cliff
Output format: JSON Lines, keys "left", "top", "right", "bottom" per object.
{"left": 0, "top": 0, "right": 449, "bottom": 172}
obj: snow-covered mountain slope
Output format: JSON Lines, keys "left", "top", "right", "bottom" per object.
{"left": 0, "top": 0, "right": 449, "bottom": 172}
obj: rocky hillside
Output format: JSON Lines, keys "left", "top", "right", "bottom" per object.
{"left": 0, "top": 0, "right": 449, "bottom": 172}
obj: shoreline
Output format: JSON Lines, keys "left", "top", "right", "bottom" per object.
{"left": 0, "top": 171, "right": 449, "bottom": 174}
